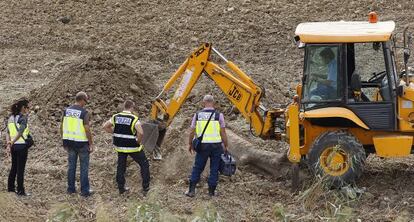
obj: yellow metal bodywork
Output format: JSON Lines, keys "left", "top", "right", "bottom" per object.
{"left": 296, "top": 84, "right": 302, "bottom": 99}
{"left": 287, "top": 103, "right": 300, "bottom": 163}
{"left": 295, "top": 21, "right": 395, "bottom": 43}
{"left": 398, "top": 83, "right": 414, "bottom": 132}
{"left": 299, "top": 119, "right": 414, "bottom": 158}
{"left": 150, "top": 43, "right": 283, "bottom": 139}
{"left": 301, "top": 107, "right": 369, "bottom": 129}
{"left": 296, "top": 105, "right": 413, "bottom": 158}
{"left": 203, "top": 62, "right": 267, "bottom": 136}
{"left": 373, "top": 135, "right": 413, "bottom": 157}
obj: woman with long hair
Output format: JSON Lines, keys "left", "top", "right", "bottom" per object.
{"left": 6, "top": 99, "right": 31, "bottom": 196}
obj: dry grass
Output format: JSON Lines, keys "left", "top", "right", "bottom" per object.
{"left": 273, "top": 203, "right": 295, "bottom": 222}
{"left": 46, "top": 203, "right": 77, "bottom": 222}
{"left": 124, "top": 186, "right": 222, "bottom": 222}
{"left": 192, "top": 204, "right": 222, "bottom": 222}
{"left": 298, "top": 176, "right": 358, "bottom": 221}
{"left": 96, "top": 203, "right": 119, "bottom": 222}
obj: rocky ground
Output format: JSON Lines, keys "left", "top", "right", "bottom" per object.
{"left": 1, "top": 0, "right": 414, "bottom": 221}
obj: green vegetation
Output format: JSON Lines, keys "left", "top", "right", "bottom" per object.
{"left": 47, "top": 204, "right": 77, "bottom": 222}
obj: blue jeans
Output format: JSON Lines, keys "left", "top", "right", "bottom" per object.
{"left": 67, "top": 145, "right": 90, "bottom": 195}
{"left": 190, "top": 143, "right": 223, "bottom": 187}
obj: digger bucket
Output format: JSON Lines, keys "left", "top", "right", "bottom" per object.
{"left": 141, "top": 120, "right": 167, "bottom": 152}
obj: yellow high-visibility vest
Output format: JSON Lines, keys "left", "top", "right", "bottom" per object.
{"left": 7, "top": 115, "right": 30, "bottom": 145}
{"left": 195, "top": 111, "right": 222, "bottom": 143}
{"left": 62, "top": 108, "right": 88, "bottom": 142}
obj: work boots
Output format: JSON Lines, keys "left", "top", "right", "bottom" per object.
{"left": 142, "top": 186, "right": 150, "bottom": 196}
{"left": 208, "top": 186, "right": 216, "bottom": 197}
{"left": 119, "top": 187, "right": 130, "bottom": 195}
{"left": 185, "top": 182, "right": 196, "bottom": 197}
{"left": 153, "top": 146, "right": 162, "bottom": 160}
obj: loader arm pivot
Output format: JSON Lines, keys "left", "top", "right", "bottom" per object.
{"left": 150, "top": 43, "right": 284, "bottom": 140}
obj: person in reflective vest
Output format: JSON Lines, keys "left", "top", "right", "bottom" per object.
{"left": 61, "top": 91, "right": 94, "bottom": 197}
{"left": 6, "top": 99, "right": 31, "bottom": 196}
{"left": 186, "top": 95, "right": 229, "bottom": 197}
{"left": 102, "top": 99, "right": 150, "bottom": 195}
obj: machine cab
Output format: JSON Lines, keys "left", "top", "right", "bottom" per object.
{"left": 302, "top": 44, "right": 343, "bottom": 104}
{"left": 296, "top": 19, "right": 398, "bottom": 130}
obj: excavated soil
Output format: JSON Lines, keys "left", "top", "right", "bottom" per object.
{"left": 1, "top": 0, "right": 414, "bottom": 221}
{"left": 29, "top": 54, "right": 155, "bottom": 125}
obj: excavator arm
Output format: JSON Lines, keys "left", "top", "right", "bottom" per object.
{"left": 150, "top": 43, "right": 284, "bottom": 140}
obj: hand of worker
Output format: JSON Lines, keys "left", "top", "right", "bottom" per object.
{"left": 223, "top": 144, "right": 228, "bottom": 153}
{"left": 188, "top": 144, "right": 193, "bottom": 154}
{"left": 6, "top": 143, "right": 11, "bottom": 157}
{"left": 88, "top": 144, "right": 94, "bottom": 153}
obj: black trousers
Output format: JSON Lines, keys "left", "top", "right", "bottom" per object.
{"left": 8, "top": 146, "right": 28, "bottom": 193}
{"left": 116, "top": 151, "right": 150, "bottom": 190}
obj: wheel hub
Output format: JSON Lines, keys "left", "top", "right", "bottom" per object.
{"left": 320, "top": 146, "right": 350, "bottom": 176}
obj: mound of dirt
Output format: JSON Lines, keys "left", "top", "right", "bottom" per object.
{"left": 29, "top": 54, "right": 155, "bottom": 126}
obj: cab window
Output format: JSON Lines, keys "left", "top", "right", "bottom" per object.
{"left": 348, "top": 42, "right": 390, "bottom": 102}
{"left": 303, "top": 45, "right": 341, "bottom": 105}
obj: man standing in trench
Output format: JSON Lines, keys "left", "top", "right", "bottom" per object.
{"left": 102, "top": 100, "right": 150, "bottom": 195}
{"left": 186, "top": 94, "right": 228, "bottom": 197}
{"left": 61, "top": 91, "right": 93, "bottom": 197}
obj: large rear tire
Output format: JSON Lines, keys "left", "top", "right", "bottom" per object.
{"left": 308, "top": 131, "right": 366, "bottom": 187}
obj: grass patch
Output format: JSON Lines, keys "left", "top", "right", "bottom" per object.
{"left": 96, "top": 203, "right": 117, "bottom": 222}
{"left": 128, "top": 186, "right": 182, "bottom": 222}
{"left": 127, "top": 186, "right": 222, "bottom": 222}
{"left": 273, "top": 203, "right": 295, "bottom": 222}
{"left": 192, "top": 204, "right": 222, "bottom": 222}
{"left": 47, "top": 203, "right": 77, "bottom": 222}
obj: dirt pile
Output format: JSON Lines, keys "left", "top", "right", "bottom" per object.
{"left": 29, "top": 54, "right": 155, "bottom": 126}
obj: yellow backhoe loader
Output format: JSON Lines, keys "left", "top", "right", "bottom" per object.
{"left": 144, "top": 12, "right": 414, "bottom": 187}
